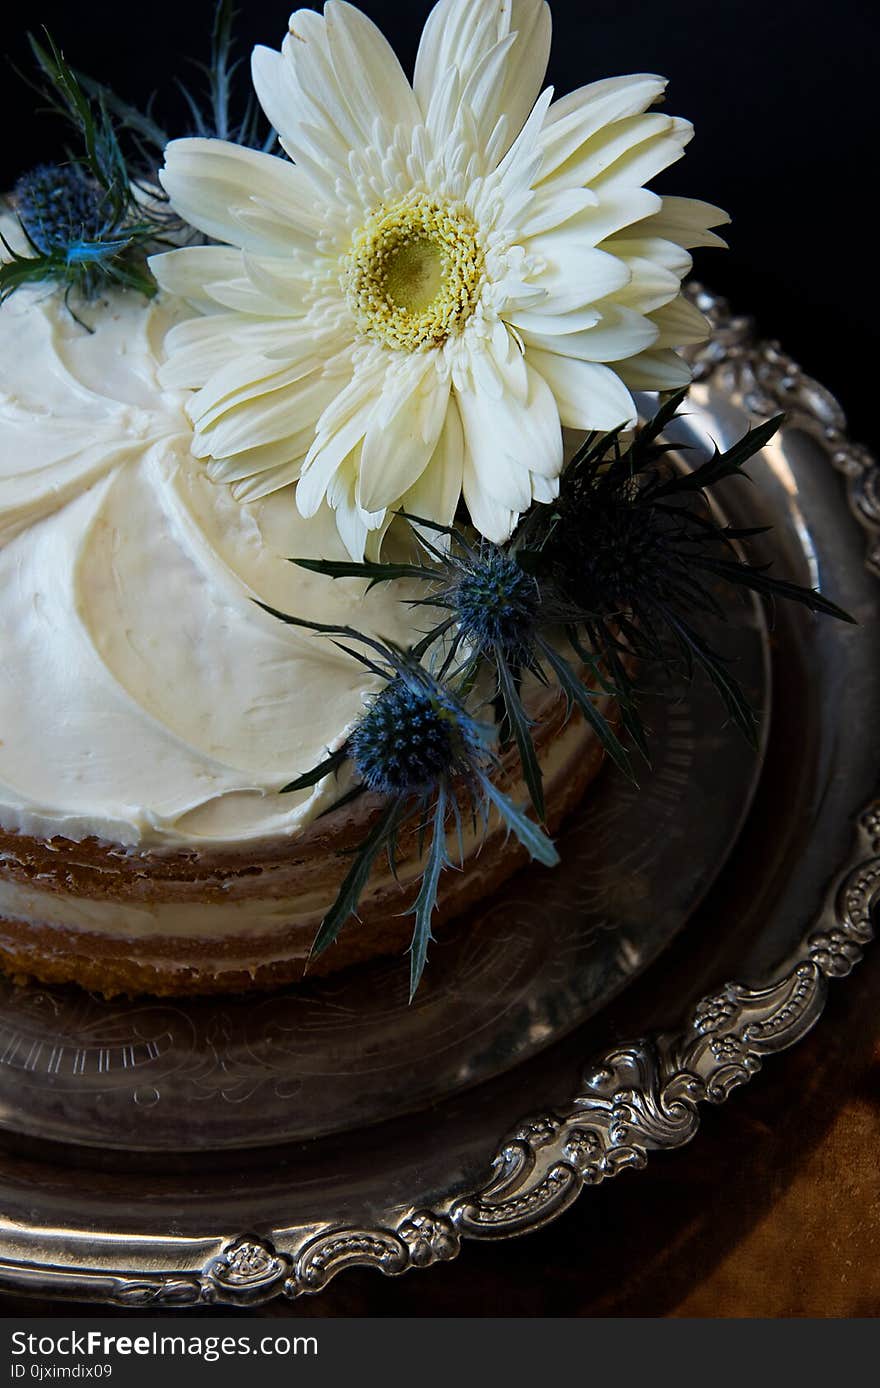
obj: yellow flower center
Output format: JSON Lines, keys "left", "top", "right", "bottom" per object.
{"left": 346, "top": 193, "right": 485, "bottom": 352}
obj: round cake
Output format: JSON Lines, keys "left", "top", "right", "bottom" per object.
{"left": 0, "top": 0, "right": 751, "bottom": 998}
{"left": 0, "top": 278, "right": 610, "bottom": 995}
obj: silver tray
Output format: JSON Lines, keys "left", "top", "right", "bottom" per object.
{"left": 0, "top": 285, "right": 877, "bottom": 1307}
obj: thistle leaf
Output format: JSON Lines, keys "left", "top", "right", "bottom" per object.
{"left": 535, "top": 639, "right": 633, "bottom": 780}
{"left": 280, "top": 745, "right": 349, "bottom": 795}
{"left": 476, "top": 771, "right": 559, "bottom": 869}
{"left": 633, "top": 385, "right": 690, "bottom": 452}
{"left": 408, "top": 785, "right": 449, "bottom": 1000}
{"left": 691, "top": 556, "right": 855, "bottom": 622}
{"left": 664, "top": 611, "right": 759, "bottom": 745}
{"left": 496, "top": 653, "right": 545, "bottom": 822}
{"left": 650, "top": 416, "right": 784, "bottom": 499}
{"left": 289, "top": 557, "right": 436, "bottom": 587}
{"left": 309, "top": 798, "right": 407, "bottom": 962}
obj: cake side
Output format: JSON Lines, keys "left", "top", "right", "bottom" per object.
{"left": 0, "top": 689, "right": 609, "bottom": 994}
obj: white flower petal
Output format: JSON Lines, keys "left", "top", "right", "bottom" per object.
{"left": 526, "top": 351, "right": 636, "bottom": 431}
{"left": 457, "top": 356, "right": 562, "bottom": 525}
{"left": 538, "top": 112, "right": 680, "bottom": 197}
{"left": 150, "top": 246, "right": 244, "bottom": 307}
{"left": 324, "top": 1, "right": 421, "bottom": 137}
{"left": 402, "top": 400, "right": 465, "bottom": 530}
{"left": 357, "top": 363, "right": 450, "bottom": 512}
{"left": 507, "top": 304, "right": 602, "bottom": 337}
{"left": 195, "top": 367, "right": 333, "bottom": 460}
{"left": 159, "top": 139, "right": 323, "bottom": 253}
{"left": 159, "top": 315, "right": 308, "bottom": 390}
{"left": 519, "top": 305, "right": 659, "bottom": 362}
{"left": 538, "top": 78, "right": 672, "bottom": 195}
{"left": 632, "top": 195, "right": 730, "bottom": 250}
{"left": 260, "top": 4, "right": 417, "bottom": 199}
{"left": 530, "top": 473, "right": 559, "bottom": 504}
{"left": 649, "top": 296, "right": 711, "bottom": 348}
{"left": 615, "top": 349, "right": 692, "bottom": 392}
{"left": 603, "top": 234, "right": 692, "bottom": 280}
{"left": 297, "top": 362, "right": 385, "bottom": 518}
{"left": 231, "top": 459, "right": 306, "bottom": 503}
{"left": 522, "top": 233, "right": 631, "bottom": 314}
{"left": 588, "top": 118, "right": 693, "bottom": 200}
{"left": 189, "top": 348, "right": 323, "bottom": 432}
{"left": 609, "top": 255, "right": 681, "bottom": 314}
{"left": 414, "top": 0, "right": 498, "bottom": 108}
{"left": 517, "top": 185, "right": 598, "bottom": 238}
{"left": 280, "top": 11, "right": 364, "bottom": 155}
{"left": 415, "top": 0, "right": 550, "bottom": 160}
{"left": 554, "top": 188, "right": 661, "bottom": 246}
{"left": 462, "top": 460, "right": 517, "bottom": 545}
{"left": 540, "top": 74, "right": 667, "bottom": 167}
{"left": 207, "top": 432, "right": 312, "bottom": 484}
{"left": 325, "top": 459, "right": 385, "bottom": 561}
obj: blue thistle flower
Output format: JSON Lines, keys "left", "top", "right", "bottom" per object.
{"left": 448, "top": 544, "right": 539, "bottom": 663}
{"left": 289, "top": 516, "right": 633, "bottom": 825}
{"left": 14, "top": 164, "right": 107, "bottom": 256}
{"left": 254, "top": 599, "right": 558, "bottom": 999}
{"left": 1, "top": 35, "right": 176, "bottom": 320}
{"left": 351, "top": 669, "right": 489, "bottom": 797}
{"left": 519, "top": 391, "right": 852, "bottom": 745}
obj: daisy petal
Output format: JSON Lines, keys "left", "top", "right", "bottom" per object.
{"left": 519, "top": 305, "right": 659, "bottom": 362}
{"left": 615, "top": 349, "right": 693, "bottom": 391}
{"left": 324, "top": 1, "right": 421, "bottom": 137}
{"left": 649, "top": 296, "right": 711, "bottom": 348}
{"left": 633, "top": 195, "right": 731, "bottom": 250}
{"left": 159, "top": 139, "right": 323, "bottom": 253}
{"left": 457, "top": 356, "right": 562, "bottom": 526}
{"left": 297, "top": 361, "right": 386, "bottom": 518}
{"left": 522, "top": 235, "right": 631, "bottom": 314}
{"left": 588, "top": 118, "right": 694, "bottom": 200}
{"left": 231, "top": 459, "right": 306, "bottom": 503}
{"left": 402, "top": 400, "right": 465, "bottom": 531}
{"left": 195, "top": 368, "right": 334, "bottom": 460}
{"left": 539, "top": 112, "right": 682, "bottom": 197}
{"left": 149, "top": 246, "right": 244, "bottom": 307}
{"left": 542, "top": 73, "right": 667, "bottom": 148}
{"left": 415, "top": 0, "right": 550, "bottom": 159}
{"left": 462, "top": 460, "right": 517, "bottom": 545}
{"left": 357, "top": 364, "right": 450, "bottom": 512}
{"left": 158, "top": 315, "right": 309, "bottom": 390}
{"left": 526, "top": 351, "right": 637, "bottom": 431}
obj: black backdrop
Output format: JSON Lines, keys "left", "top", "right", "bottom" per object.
{"left": 2, "top": 1, "right": 876, "bottom": 450}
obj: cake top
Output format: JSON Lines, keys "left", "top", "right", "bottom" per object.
{"left": 0, "top": 246, "right": 420, "bottom": 847}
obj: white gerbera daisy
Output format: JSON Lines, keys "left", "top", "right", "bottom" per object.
{"left": 151, "top": 0, "right": 728, "bottom": 558}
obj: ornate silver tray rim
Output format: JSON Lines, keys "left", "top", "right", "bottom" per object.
{"left": 0, "top": 285, "right": 878, "bottom": 1309}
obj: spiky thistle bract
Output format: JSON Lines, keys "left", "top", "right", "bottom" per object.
{"left": 517, "top": 388, "right": 854, "bottom": 744}
{"left": 1, "top": 32, "right": 178, "bottom": 320}
{"left": 264, "top": 396, "right": 853, "bottom": 995}
{"left": 1, "top": 4, "right": 273, "bottom": 322}
{"left": 289, "top": 514, "right": 634, "bottom": 825}
{"left": 254, "top": 603, "right": 558, "bottom": 999}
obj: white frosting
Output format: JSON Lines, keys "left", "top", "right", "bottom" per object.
{"left": 0, "top": 272, "right": 422, "bottom": 848}
{"left": 0, "top": 709, "right": 590, "bottom": 946}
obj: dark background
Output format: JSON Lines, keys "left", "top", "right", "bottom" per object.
{"left": 2, "top": 0, "right": 876, "bottom": 450}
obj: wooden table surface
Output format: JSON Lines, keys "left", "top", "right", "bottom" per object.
{"left": 1, "top": 942, "right": 877, "bottom": 1320}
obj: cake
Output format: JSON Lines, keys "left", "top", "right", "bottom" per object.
{"left": 0, "top": 277, "right": 614, "bottom": 995}
{"left": 0, "top": 0, "right": 846, "bottom": 998}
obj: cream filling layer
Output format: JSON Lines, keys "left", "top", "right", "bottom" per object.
{"left": 0, "top": 258, "right": 424, "bottom": 849}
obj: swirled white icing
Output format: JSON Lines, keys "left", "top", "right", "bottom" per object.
{"left": 0, "top": 254, "right": 421, "bottom": 848}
